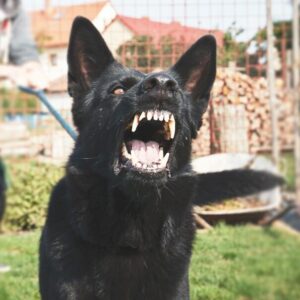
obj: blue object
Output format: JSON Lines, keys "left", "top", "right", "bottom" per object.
{"left": 18, "top": 86, "right": 77, "bottom": 141}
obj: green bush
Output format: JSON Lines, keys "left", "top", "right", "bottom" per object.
{"left": 3, "top": 160, "right": 64, "bottom": 231}
{"left": 0, "top": 88, "right": 38, "bottom": 112}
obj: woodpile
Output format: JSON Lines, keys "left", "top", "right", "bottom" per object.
{"left": 192, "top": 68, "right": 294, "bottom": 156}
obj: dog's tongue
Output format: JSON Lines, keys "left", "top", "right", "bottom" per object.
{"left": 131, "top": 140, "right": 161, "bottom": 165}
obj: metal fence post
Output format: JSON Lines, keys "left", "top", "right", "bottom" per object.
{"left": 266, "top": 0, "right": 280, "bottom": 167}
{"left": 292, "top": 0, "right": 300, "bottom": 206}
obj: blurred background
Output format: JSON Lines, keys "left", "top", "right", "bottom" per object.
{"left": 0, "top": 0, "right": 299, "bottom": 299}
{"left": 0, "top": 0, "right": 298, "bottom": 171}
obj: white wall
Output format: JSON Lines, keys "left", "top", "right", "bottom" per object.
{"left": 39, "top": 47, "right": 67, "bottom": 81}
{"left": 103, "top": 18, "right": 134, "bottom": 56}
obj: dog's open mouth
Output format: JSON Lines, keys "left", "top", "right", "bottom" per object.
{"left": 120, "top": 109, "right": 176, "bottom": 173}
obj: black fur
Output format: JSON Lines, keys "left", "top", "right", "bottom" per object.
{"left": 0, "top": 160, "right": 6, "bottom": 223}
{"left": 39, "top": 17, "right": 283, "bottom": 300}
{"left": 192, "top": 169, "right": 284, "bottom": 205}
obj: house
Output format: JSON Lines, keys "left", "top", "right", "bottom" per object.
{"left": 103, "top": 15, "right": 224, "bottom": 55}
{"left": 30, "top": 1, "right": 116, "bottom": 80}
{"left": 30, "top": 1, "right": 224, "bottom": 81}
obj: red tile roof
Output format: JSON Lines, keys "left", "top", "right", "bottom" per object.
{"left": 30, "top": 1, "right": 108, "bottom": 48}
{"left": 117, "top": 16, "right": 224, "bottom": 47}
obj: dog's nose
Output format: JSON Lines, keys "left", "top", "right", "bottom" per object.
{"left": 142, "top": 74, "right": 178, "bottom": 93}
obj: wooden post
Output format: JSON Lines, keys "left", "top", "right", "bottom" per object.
{"left": 45, "top": 0, "right": 52, "bottom": 15}
{"left": 266, "top": 0, "right": 280, "bottom": 167}
{"left": 292, "top": 0, "right": 300, "bottom": 206}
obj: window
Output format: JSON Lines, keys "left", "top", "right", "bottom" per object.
{"left": 49, "top": 53, "right": 58, "bottom": 66}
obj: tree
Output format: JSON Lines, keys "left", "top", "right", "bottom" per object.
{"left": 219, "top": 22, "right": 247, "bottom": 68}
{"left": 116, "top": 35, "right": 186, "bottom": 72}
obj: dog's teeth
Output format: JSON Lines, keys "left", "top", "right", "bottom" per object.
{"left": 139, "top": 112, "right": 146, "bottom": 122}
{"left": 137, "top": 162, "right": 142, "bottom": 168}
{"left": 161, "top": 152, "right": 170, "bottom": 168}
{"left": 159, "top": 148, "right": 164, "bottom": 160}
{"left": 164, "top": 112, "right": 170, "bottom": 122}
{"left": 143, "top": 164, "right": 147, "bottom": 169}
{"left": 122, "top": 144, "right": 131, "bottom": 159}
{"left": 163, "top": 122, "right": 171, "bottom": 140}
{"left": 147, "top": 110, "right": 153, "bottom": 121}
{"left": 169, "top": 115, "right": 175, "bottom": 139}
{"left": 131, "top": 150, "right": 137, "bottom": 165}
{"left": 132, "top": 114, "right": 139, "bottom": 132}
{"left": 153, "top": 110, "right": 158, "bottom": 120}
{"left": 159, "top": 112, "right": 164, "bottom": 121}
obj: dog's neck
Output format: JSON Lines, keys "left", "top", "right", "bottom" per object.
{"left": 66, "top": 165, "right": 196, "bottom": 250}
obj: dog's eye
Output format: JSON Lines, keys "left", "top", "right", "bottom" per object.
{"left": 112, "top": 87, "right": 125, "bottom": 95}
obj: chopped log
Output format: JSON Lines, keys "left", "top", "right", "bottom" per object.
{"left": 192, "top": 68, "right": 294, "bottom": 156}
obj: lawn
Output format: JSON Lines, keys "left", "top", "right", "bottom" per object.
{"left": 279, "top": 152, "right": 295, "bottom": 191}
{"left": 0, "top": 225, "right": 299, "bottom": 300}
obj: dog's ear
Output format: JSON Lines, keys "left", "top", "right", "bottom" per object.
{"left": 67, "top": 16, "right": 114, "bottom": 97}
{"left": 170, "top": 35, "right": 216, "bottom": 133}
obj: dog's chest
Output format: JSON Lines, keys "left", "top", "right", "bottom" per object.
{"left": 83, "top": 247, "right": 188, "bottom": 300}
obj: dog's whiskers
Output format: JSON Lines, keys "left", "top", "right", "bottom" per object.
{"left": 78, "top": 156, "right": 99, "bottom": 160}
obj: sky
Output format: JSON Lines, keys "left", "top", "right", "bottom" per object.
{"left": 23, "top": 0, "right": 293, "bottom": 41}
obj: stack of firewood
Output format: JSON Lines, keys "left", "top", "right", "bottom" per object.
{"left": 192, "top": 68, "right": 294, "bottom": 157}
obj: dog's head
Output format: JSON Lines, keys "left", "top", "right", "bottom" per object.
{"left": 67, "top": 17, "right": 216, "bottom": 184}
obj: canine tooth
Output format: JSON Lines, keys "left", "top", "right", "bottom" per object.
{"left": 159, "top": 112, "right": 164, "bottom": 121}
{"left": 164, "top": 112, "right": 170, "bottom": 122}
{"left": 139, "top": 112, "right": 146, "bottom": 122}
{"left": 161, "top": 152, "right": 170, "bottom": 167}
{"left": 132, "top": 114, "right": 139, "bottom": 132}
{"left": 163, "top": 122, "right": 170, "bottom": 140}
{"left": 147, "top": 110, "right": 153, "bottom": 120}
{"left": 137, "top": 162, "right": 142, "bottom": 168}
{"left": 122, "top": 143, "right": 127, "bottom": 153}
{"left": 143, "top": 164, "right": 147, "bottom": 169}
{"left": 153, "top": 110, "right": 158, "bottom": 120}
{"left": 122, "top": 144, "right": 131, "bottom": 159}
{"left": 159, "top": 148, "right": 164, "bottom": 159}
{"left": 169, "top": 116, "right": 176, "bottom": 139}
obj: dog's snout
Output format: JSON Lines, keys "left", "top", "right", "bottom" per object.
{"left": 142, "top": 74, "right": 178, "bottom": 94}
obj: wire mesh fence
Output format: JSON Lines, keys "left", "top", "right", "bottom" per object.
{"left": 0, "top": 0, "right": 298, "bottom": 165}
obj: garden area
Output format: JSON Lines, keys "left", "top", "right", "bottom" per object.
{"left": 0, "top": 225, "right": 300, "bottom": 300}
{"left": 0, "top": 157, "right": 299, "bottom": 300}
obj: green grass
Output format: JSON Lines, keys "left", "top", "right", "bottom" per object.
{"left": 279, "top": 152, "right": 295, "bottom": 191}
{"left": 190, "top": 225, "right": 300, "bottom": 300}
{"left": 263, "top": 151, "right": 295, "bottom": 191}
{"left": 0, "top": 232, "right": 39, "bottom": 300}
{"left": 0, "top": 225, "right": 300, "bottom": 300}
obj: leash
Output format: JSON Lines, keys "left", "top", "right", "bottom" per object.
{"left": 19, "top": 86, "right": 77, "bottom": 141}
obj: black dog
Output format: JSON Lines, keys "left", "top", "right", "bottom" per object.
{"left": 39, "top": 17, "right": 282, "bottom": 300}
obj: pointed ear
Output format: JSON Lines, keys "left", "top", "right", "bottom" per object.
{"left": 170, "top": 35, "right": 216, "bottom": 131}
{"left": 172, "top": 35, "right": 216, "bottom": 99}
{"left": 67, "top": 16, "right": 114, "bottom": 97}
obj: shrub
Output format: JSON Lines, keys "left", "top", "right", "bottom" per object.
{"left": 3, "top": 160, "right": 63, "bottom": 231}
{"left": 0, "top": 88, "right": 39, "bottom": 113}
